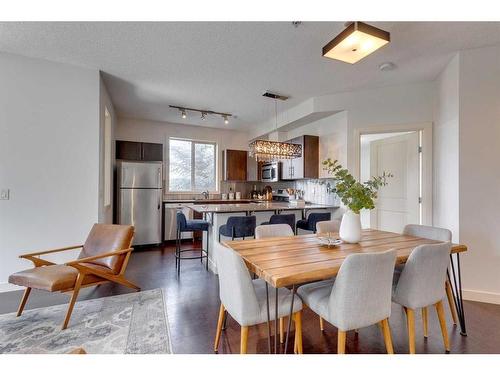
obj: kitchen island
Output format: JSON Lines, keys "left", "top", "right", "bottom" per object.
{"left": 186, "top": 201, "right": 340, "bottom": 273}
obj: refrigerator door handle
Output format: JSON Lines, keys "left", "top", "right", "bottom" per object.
{"left": 158, "top": 190, "right": 161, "bottom": 210}
{"left": 157, "top": 168, "right": 161, "bottom": 189}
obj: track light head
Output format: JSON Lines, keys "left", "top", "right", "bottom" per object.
{"left": 223, "top": 115, "right": 229, "bottom": 124}
{"left": 201, "top": 112, "right": 207, "bottom": 120}
{"left": 181, "top": 109, "right": 187, "bottom": 119}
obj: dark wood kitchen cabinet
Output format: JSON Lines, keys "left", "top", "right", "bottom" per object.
{"left": 116, "top": 141, "right": 163, "bottom": 161}
{"left": 142, "top": 142, "right": 163, "bottom": 161}
{"left": 223, "top": 149, "right": 248, "bottom": 181}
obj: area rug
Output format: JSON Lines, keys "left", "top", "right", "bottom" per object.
{"left": 0, "top": 289, "right": 172, "bottom": 354}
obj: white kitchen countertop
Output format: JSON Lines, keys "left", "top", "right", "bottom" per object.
{"left": 185, "top": 201, "right": 339, "bottom": 214}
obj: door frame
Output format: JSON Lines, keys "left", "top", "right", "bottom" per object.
{"left": 353, "top": 122, "right": 433, "bottom": 226}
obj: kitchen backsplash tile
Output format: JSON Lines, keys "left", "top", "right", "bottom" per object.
{"left": 295, "top": 179, "right": 340, "bottom": 205}
{"left": 165, "top": 178, "right": 340, "bottom": 205}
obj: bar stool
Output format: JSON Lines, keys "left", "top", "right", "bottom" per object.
{"left": 218, "top": 216, "right": 256, "bottom": 241}
{"left": 176, "top": 211, "right": 209, "bottom": 275}
{"left": 296, "top": 212, "right": 331, "bottom": 234}
{"left": 260, "top": 214, "right": 296, "bottom": 233}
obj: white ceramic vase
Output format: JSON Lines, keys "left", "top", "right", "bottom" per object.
{"left": 339, "top": 210, "right": 362, "bottom": 244}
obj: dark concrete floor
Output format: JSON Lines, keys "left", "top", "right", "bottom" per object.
{"left": 1, "top": 241, "right": 499, "bottom": 354}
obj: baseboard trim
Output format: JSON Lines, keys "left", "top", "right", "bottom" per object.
{"left": 463, "top": 289, "right": 500, "bottom": 305}
{"left": 0, "top": 283, "right": 23, "bottom": 293}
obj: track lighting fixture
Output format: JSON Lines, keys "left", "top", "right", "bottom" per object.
{"left": 169, "top": 105, "right": 232, "bottom": 124}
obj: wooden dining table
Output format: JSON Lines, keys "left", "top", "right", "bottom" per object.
{"left": 224, "top": 229, "right": 468, "bottom": 353}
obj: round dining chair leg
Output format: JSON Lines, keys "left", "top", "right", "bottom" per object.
{"left": 435, "top": 300, "right": 450, "bottom": 352}
{"left": 279, "top": 317, "right": 285, "bottom": 344}
{"left": 422, "top": 306, "right": 429, "bottom": 338}
{"left": 406, "top": 308, "right": 416, "bottom": 354}
{"left": 214, "top": 304, "right": 225, "bottom": 353}
{"left": 240, "top": 326, "right": 249, "bottom": 354}
{"left": 337, "top": 330, "right": 346, "bottom": 354}
{"left": 293, "top": 311, "right": 303, "bottom": 354}
{"left": 445, "top": 279, "right": 459, "bottom": 325}
{"left": 380, "top": 319, "right": 394, "bottom": 354}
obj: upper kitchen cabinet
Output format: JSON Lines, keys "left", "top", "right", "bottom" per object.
{"left": 223, "top": 149, "right": 248, "bottom": 181}
{"left": 141, "top": 142, "right": 163, "bottom": 161}
{"left": 281, "top": 135, "right": 319, "bottom": 180}
{"left": 116, "top": 140, "right": 163, "bottom": 162}
{"left": 247, "top": 154, "right": 258, "bottom": 182}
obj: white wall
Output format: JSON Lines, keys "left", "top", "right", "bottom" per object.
{"left": 116, "top": 117, "right": 249, "bottom": 196}
{"left": 285, "top": 111, "right": 348, "bottom": 175}
{"left": 0, "top": 53, "right": 100, "bottom": 290}
{"left": 98, "top": 75, "right": 117, "bottom": 224}
{"left": 458, "top": 45, "right": 500, "bottom": 303}
{"left": 433, "top": 54, "right": 460, "bottom": 241}
{"left": 313, "top": 82, "right": 435, "bottom": 176}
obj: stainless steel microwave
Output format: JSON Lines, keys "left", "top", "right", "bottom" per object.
{"left": 261, "top": 162, "right": 280, "bottom": 182}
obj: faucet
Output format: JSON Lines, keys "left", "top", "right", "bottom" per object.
{"left": 201, "top": 191, "right": 209, "bottom": 199}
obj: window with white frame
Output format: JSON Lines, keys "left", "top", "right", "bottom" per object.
{"left": 168, "top": 138, "right": 217, "bottom": 192}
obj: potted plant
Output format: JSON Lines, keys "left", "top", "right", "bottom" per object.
{"left": 322, "top": 158, "right": 392, "bottom": 243}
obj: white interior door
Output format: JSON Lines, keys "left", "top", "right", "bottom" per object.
{"left": 370, "top": 132, "right": 420, "bottom": 233}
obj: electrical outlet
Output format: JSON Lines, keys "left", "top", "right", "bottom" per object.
{"left": 0, "top": 189, "right": 9, "bottom": 200}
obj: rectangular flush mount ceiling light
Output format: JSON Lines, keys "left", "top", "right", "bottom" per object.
{"left": 323, "top": 22, "right": 390, "bottom": 64}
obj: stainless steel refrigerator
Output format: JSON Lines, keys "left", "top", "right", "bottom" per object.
{"left": 117, "top": 160, "right": 163, "bottom": 245}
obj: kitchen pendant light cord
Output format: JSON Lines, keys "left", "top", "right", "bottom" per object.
{"left": 274, "top": 98, "right": 278, "bottom": 131}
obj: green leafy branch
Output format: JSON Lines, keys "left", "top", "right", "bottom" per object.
{"left": 322, "top": 158, "right": 393, "bottom": 214}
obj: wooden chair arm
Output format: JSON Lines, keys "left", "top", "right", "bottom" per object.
{"left": 20, "top": 245, "right": 83, "bottom": 258}
{"left": 65, "top": 248, "right": 133, "bottom": 266}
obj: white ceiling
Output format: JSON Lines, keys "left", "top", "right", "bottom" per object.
{"left": 2, "top": 22, "right": 500, "bottom": 131}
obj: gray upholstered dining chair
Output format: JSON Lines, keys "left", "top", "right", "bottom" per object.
{"left": 213, "top": 242, "right": 303, "bottom": 354}
{"left": 401, "top": 224, "right": 458, "bottom": 327}
{"left": 254, "top": 223, "right": 294, "bottom": 343}
{"left": 316, "top": 219, "right": 341, "bottom": 234}
{"left": 297, "top": 250, "right": 397, "bottom": 354}
{"left": 392, "top": 242, "right": 452, "bottom": 354}
{"left": 255, "top": 223, "right": 294, "bottom": 239}
{"left": 314, "top": 219, "right": 341, "bottom": 332}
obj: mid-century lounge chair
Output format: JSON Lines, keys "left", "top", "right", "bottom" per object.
{"left": 9, "top": 223, "right": 140, "bottom": 330}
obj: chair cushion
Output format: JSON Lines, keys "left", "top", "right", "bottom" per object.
{"left": 297, "top": 279, "right": 335, "bottom": 319}
{"left": 9, "top": 264, "right": 114, "bottom": 292}
{"left": 184, "top": 219, "right": 209, "bottom": 231}
{"left": 78, "top": 224, "right": 134, "bottom": 274}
